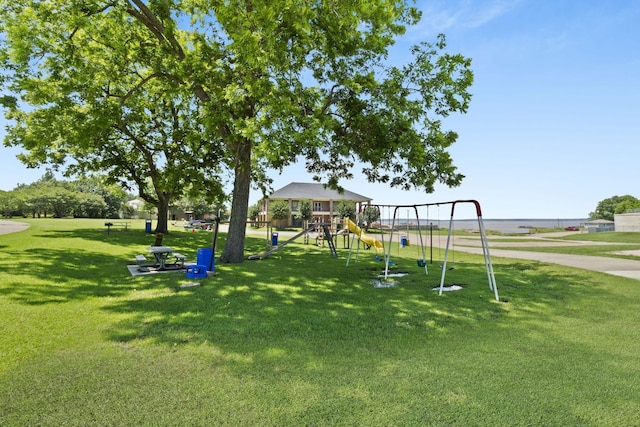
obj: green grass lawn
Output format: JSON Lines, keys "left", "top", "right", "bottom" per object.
{"left": 1, "top": 219, "right": 639, "bottom": 425}
{"left": 559, "top": 231, "right": 640, "bottom": 243}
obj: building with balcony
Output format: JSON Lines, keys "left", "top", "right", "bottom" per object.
{"left": 257, "top": 182, "right": 372, "bottom": 228}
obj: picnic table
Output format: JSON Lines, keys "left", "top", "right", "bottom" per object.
{"left": 146, "top": 246, "right": 185, "bottom": 271}
{"left": 105, "top": 221, "right": 130, "bottom": 235}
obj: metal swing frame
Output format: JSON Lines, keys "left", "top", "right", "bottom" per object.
{"left": 347, "top": 200, "right": 499, "bottom": 302}
{"left": 437, "top": 200, "right": 499, "bottom": 301}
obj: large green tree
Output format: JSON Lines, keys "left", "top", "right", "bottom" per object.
{"left": 0, "top": 190, "right": 23, "bottom": 217}
{"left": 269, "top": 200, "right": 292, "bottom": 229}
{"left": 72, "top": 176, "right": 131, "bottom": 218}
{"left": 1, "top": 2, "right": 226, "bottom": 234}
{"left": 590, "top": 195, "right": 640, "bottom": 221}
{"left": 1, "top": 0, "right": 473, "bottom": 263}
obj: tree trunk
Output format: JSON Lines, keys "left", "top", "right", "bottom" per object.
{"left": 220, "top": 139, "right": 252, "bottom": 263}
{"left": 155, "top": 193, "right": 170, "bottom": 235}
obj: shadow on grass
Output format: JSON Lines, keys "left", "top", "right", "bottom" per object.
{"left": 0, "top": 248, "right": 138, "bottom": 304}
{"left": 98, "top": 238, "right": 615, "bottom": 365}
{"left": 0, "top": 227, "right": 219, "bottom": 305}
{"left": 1, "top": 227, "right": 617, "bottom": 358}
{"left": 31, "top": 226, "right": 218, "bottom": 252}
{"left": 3, "top": 228, "right": 639, "bottom": 425}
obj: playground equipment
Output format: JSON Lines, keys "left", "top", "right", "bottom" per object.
{"left": 346, "top": 204, "right": 427, "bottom": 278}
{"left": 343, "top": 218, "right": 384, "bottom": 251}
{"left": 346, "top": 200, "right": 499, "bottom": 302}
{"left": 247, "top": 224, "right": 337, "bottom": 260}
{"left": 385, "top": 204, "right": 429, "bottom": 280}
{"left": 436, "top": 200, "right": 498, "bottom": 300}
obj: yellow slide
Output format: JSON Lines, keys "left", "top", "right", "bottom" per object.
{"left": 344, "top": 218, "right": 384, "bottom": 252}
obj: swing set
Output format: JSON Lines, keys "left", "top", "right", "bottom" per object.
{"left": 346, "top": 199, "right": 499, "bottom": 301}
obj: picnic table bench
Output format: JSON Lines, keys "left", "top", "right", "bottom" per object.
{"left": 136, "top": 246, "right": 186, "bottom": 271}
{"left": 105, "top": 221, "right": 130, "bottom": 234}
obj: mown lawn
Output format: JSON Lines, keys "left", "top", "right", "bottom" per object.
{"left": 560, "top": 231, "right": 640, "bottom": 244}
{"left": 1, "top": 219, "right": 639, "bottom": 425}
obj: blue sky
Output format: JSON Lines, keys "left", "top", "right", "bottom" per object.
{"left": 2, "top": 0, "right": 639, "bottom": 219}
{"left": 251, "top": 0, "right": 640, "bottom": 219}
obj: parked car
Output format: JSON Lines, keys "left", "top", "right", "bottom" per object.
{"left": 564, "top": 226, "right": 579, "bottom": 231}
{"left": 184, "top": 219, "right": 212, "bottom": 230}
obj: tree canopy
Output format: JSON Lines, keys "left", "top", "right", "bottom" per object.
{"left": 298, "top": 199, "right": 313, "bottom": 224}
{"left": 1, "top": 171, "right": 129, "bottom": 218}
{"left": 0, "top": 1, "right": 227, "bottom": 233}
{"left": 334, "top": 201, "right": 356, "bottom": 220}
{"left": 590, "top": 195, "right": 640, "bottom": 221}
{"left": 1, "top": 0, "right": 474, "bottom": 262}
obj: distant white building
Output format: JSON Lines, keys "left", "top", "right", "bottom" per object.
{"left": 123, "top": 199, "right": 148, "bottom": 219}
{"left": 126, "top": 199, "right": 146, "bottom": 211}
{"left": 584, "top": 219, "right": 615, "bottom": 233}
{"left": 614, "top": 212, "right": 640, "bottom": 232}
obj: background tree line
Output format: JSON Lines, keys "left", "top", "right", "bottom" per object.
{"left": 0, "top": 171, "right": 130, "bottom": 218}
{"left": 0, "top": 170, "right": 226, "bottom": 220}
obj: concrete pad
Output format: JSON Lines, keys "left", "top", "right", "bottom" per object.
{"left": 126, "top": 264, "right": 193, "bottom": 277}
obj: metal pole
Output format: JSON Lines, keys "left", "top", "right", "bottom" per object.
{"left": 429, "top": 222, "right": 433, "bottom": 264}
{"left": 209, "top": 213, "right": 221, "bottom": 272}
{"left": 477, "top": 216, "right": 499, "bottom": 301}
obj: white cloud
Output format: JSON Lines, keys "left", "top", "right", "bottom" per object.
{"left": 409, "top": 0, "right": 522, "bottom": 38}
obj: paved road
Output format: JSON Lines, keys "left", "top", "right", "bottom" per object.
{"left": 437, "top": 232, "right": 640, "bottom": 281}
{"left": 456, "top": 242, "right": 640, "bottom": 281}
{"left": 0, "top": 220, "right": 30, "bottom": 235}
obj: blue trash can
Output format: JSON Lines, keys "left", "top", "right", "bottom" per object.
{"left": 271, "top": 232, "right": 279, "bottom": 246}
{"left": 197, "top": 248, "right": 214, "bottom": 272}
{"left": 145, "top": 220, "right": 152, "bottom": 233}
{"left": 400, "top": 236, "right": 408, "bottom": 247}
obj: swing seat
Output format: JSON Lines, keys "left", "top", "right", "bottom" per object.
{"left": 417, "top": 259, "right": 426, "bottom": 267}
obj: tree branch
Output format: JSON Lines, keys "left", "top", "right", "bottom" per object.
{"left": 320, "top": 84, "right": 339, "bottom": 115}
{"left": 121, "top": 72, "right": 185, "bottom": 104}
{"left": 123, "top": 1, "right": 211, "bottom": 104}
{"left": 126, "top": 0, "right": 185, "bottom": 60}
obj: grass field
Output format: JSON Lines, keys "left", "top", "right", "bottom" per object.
{"left": 1, "top": 218, "right": 639, "bottom": 425}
